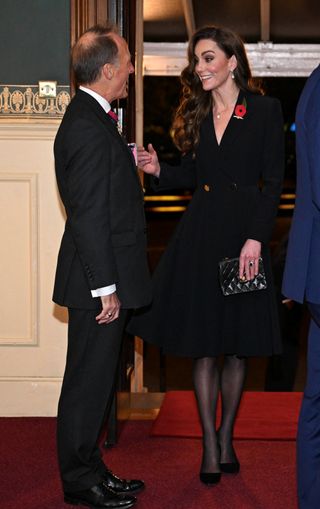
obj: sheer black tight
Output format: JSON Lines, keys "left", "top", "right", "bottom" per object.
{"left": 193, "top": 355, "right": 247, "bottom": 472}
{"left": 193, "top": 357, "right": 220, "bottom": 473}
{"left": 219, "top": 355, "right": 247, "bottom": 463}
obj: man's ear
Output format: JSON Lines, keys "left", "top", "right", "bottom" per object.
{"left": 103, "top": 63, "right": 114, "bottom": 80}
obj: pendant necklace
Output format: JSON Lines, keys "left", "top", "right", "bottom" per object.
{"left": 216, "top": 108, "right": 228, "bottom": 120}
{"left": 214, "top": 105, "right": 229, "bottom": 119}
{"left": 214, "top": 93, "right": 239, "bottom": 120}
{"left": 216, "top": 110, "right": 226, "bottom": 120}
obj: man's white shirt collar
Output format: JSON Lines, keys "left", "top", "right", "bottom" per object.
{"left": 79, "top": 86, "right": 111, "bottom": 114}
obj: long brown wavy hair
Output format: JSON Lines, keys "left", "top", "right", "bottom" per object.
{"left": 172, "top": 26, "right": 263, "bottom": 153}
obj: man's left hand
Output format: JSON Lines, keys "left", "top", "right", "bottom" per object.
{"left": 96, "top": 292, "right": 121, "bottom": 325}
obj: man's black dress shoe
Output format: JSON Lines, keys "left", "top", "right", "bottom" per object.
{"left": 220, "top": 461, "right": 240, "bottom": 474}
{"left": 64, "top": 481, "right": 136, "bottom": 508}
{"left": 103, "top": 469, "right": 144, "bottom": 494}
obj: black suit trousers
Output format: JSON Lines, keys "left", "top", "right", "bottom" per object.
{"left": 57, "top": 308, "right": 128, "bottom": 492}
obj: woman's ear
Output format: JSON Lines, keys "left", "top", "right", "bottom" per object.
{"left": 229, "top": 54, "right": 238, "bottom": 73}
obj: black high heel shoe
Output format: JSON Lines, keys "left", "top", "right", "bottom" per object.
{"left": 217, "top": 429, "right": 240, "bottom": 474}
{"left": 219, "top": 461, "right": 240, "bottom": 474}
{"left": 200, "top": 440, "right": 221, "bottom": 485}
{"left": 199, "top": 472, "right": 221, "bottom": 485}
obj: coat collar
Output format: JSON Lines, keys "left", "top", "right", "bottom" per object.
{"left": 75, "top": 89, "right": 118, "bottom": 134}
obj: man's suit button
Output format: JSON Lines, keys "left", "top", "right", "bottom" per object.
{"left": 143, "top": 228, "right": 147, "bottom": 234}
{"left": 230, "top": 182, "right": 238, "bottom": 190}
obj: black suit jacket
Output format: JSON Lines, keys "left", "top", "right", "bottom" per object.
{"left": 53, "top": 90, "right": 152, "bottom": 310}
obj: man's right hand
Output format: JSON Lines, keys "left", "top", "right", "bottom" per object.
{"left": 137, "top": 143, "right": 160, "bottom": 177}
{"left": 96, "top": 292, "right": 121, "bottom": 325}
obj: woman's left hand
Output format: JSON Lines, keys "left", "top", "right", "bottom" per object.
{"left": 239, "top": 239, "right": 262, "bottom": 281}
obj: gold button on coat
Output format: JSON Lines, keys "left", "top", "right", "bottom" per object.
{"left": 204, "top": 184, "right": 211, "bottom": 192}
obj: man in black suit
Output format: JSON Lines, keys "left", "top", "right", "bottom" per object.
{"left": 53, "top": 25, "right": 152, "bottom": 509}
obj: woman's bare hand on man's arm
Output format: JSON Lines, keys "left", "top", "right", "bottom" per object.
{"left": 137, "top": 144, "right": 161, "bottom": 177}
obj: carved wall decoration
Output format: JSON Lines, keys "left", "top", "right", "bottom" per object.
{"left": 0, "top": 85, "right": 71, "bottom": 118}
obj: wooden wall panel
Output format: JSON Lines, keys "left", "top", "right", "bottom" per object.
{"left": 0, "top": 174, "right": 38, "bottom": 345}
{"left": 0, "top": 120, "right": 68, "bottom": 415}
{"left": 71, "top": 0, "right": 108, "bottom": 47}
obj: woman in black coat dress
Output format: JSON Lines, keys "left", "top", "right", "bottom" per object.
{"left": 128, "top": 26, "right": 284, "bottom": 485}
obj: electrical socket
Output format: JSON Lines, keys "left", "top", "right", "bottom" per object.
{"left": 38, "top": 81, "right": 57, "bottom": 98}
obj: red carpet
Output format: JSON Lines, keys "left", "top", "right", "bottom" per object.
{"left": 151, "top": 391, "right": 303, "bottom": 440}
{"left": 0, "top": 417, "right": 297, "bottom": 509}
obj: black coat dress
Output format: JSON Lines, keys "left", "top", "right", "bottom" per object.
{"left": 128, "top": 91, "right": 284, "bottom": 357}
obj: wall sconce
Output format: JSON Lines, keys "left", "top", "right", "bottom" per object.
{"left": 38, "top": 81, "right": 57, "bottom": 98}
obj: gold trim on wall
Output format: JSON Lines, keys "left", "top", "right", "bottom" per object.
{"left": 0, "top": 85, "right": 71, "bottom": 118}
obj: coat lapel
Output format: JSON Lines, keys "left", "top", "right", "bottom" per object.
{"left": 75, "top": 90, "right": 138, "bottom": 176}
{"left": 218, "top": 89, "right": 251, "bottom": 152}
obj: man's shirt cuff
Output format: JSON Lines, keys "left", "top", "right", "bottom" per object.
{"left": 91, "top": 284, "right": 116, "bottom": 298}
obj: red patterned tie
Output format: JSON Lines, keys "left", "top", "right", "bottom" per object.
{"left": 108, "top": 110, "right": 118, "bottom": 123}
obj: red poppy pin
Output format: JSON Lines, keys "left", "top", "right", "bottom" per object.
{"left": 233, "top": 98, "right": 247, "bottom": 120}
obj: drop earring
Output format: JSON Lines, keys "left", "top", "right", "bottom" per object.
{"left": 230, "top": 70, "right": 235, "bottom": 79}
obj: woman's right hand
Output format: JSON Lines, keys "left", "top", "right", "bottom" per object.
{"left": 137, "top": 143, "right": 160, "bottom": 177}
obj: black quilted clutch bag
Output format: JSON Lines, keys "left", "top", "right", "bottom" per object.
{"left": 219, "top": 257, "right": 267, "bottom": 296}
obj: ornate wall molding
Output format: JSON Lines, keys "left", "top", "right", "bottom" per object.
{"left": 0, "top": 85, "right": 71, "bottom": 118}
